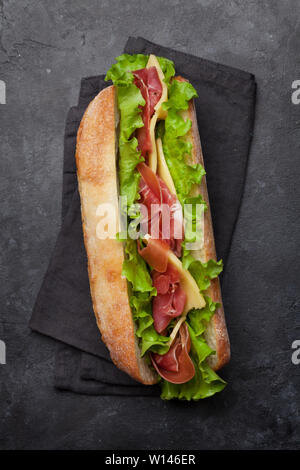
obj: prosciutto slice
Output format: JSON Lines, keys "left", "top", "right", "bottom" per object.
{"left": 151, "top": 263, "right": 186, "bottom": 334}
{"left": 137, "top": 237, "right": 186, "bottom": 334}
{"left": 133, "top": 67, "right": 162, "bottom": 161}
{"left": 132, "top": 68, "right": 192, "bottom": 385}
{"left": 137, "top": 238, "right": 169, "bottom": 274}
{"left": 151, "top": 323, "right": 195, "bottom": 384}
{"left": 138, "top": 163, "right": 183, "bottom": 257}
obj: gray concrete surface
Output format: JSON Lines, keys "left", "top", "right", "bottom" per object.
{"left": 0, "top": 0, "right": 300, "bottom": 449}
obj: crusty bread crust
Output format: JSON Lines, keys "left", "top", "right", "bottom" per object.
{"left": 187, "top": 99, "right": 231, "bottom": 370}
{"left": 76, "top": 85, "right": 157, "bottom": 385}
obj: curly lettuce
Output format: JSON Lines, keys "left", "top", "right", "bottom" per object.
{"left": 160, "top": 80, "right": 206, "bottom": 203}
{"left": 105, "top": 54, "right": 175, "bottom": 87}
{"left": 105, "top": 54, "right": 148, "bottom": 86}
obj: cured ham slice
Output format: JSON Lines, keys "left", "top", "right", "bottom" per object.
{"left": 137, "top": 238, "right": 169, "bottom": 273}
{"left": 138, "top": 239, "right": 186, "bottom": 334}
{"left": 137, "top": 163, "right": 183, "bottom": 257}
{"left": 137, "top": 162, "right": 161, "bottom": 203}
{"left": 133, "top": 67, "right": 162, "bottom": 161}
{"left": 132, "top": 67, "right": 194, "bottom": 385}
{"left": 152, "top": 263, "right": 186, "bottom": 334}
{"left": 151, "top": 323, "right": 195, "bottom": 384}
{"left": 133, "top": 67, "right": 162, "bottom": 117}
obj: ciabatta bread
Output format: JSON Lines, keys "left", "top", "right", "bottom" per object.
{"left": 76, "top": 86, "right": 157, "bottom": 384}
{"left": 76, "top": 82, "right": 230, "bottom": 384}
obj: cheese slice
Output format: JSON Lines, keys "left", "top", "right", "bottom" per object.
{"left": 156, "top": 138, "right": 177, "bottom": 195}
{"left": 146, "top": 55, "right": 168, "bottom": 173}
{"left": 168, "top": 315, "right": 187, "bottom": 346}
{"left": 167, "top": 250, "right": 205, "bottom": 345}
{"left": 146, "top": 54, "right": 168, "bottom": 119}
{"left": 167, "top": 250, "right": 205, "bottom": 314}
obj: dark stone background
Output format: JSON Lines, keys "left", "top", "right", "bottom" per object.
{"left": 0, "top": 0, "right": 299, "bottom": 450}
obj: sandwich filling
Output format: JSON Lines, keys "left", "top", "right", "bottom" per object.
{"left": 105, "top": 54, "right": 226, "bottom": 400}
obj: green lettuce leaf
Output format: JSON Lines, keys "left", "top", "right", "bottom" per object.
{"left": 105, "top": 54, "right": 176, "bottom": 86}
{"left": 182, "top": 253, "right": 223, "bottom": 292}
{"left": 118, "top": 137, "right": 142, "bottom": 209}
{"left": 105, "top": 54, "right": 148, "bottom": 85}
{"left": 122, "top": 239, "right": 154, "bottom": 293}
{"left": 117, "top": 85, "right": 145, "bottom": 139}
{"left": 131, "top": 293, "right": 169, "bottom": 356}
{"left": 117, "top": 84, "right": 145, "bottom": 207}
{"left": 162, "top": 80, "right": 199, "bottom": 111}
{"left": 188, "top": 295, "right": 220, "bottom": 336}
{"left": 160, "top": 80, "right": 206, "bottom": 203}
{"left": 188, "top": 324, "right": 214, "bottom": 364}
{"left": 182, "top": 194, "right": 207, "bottom": 250}
{"left": 157, "top": 56, "right": 175, "bottom": 85}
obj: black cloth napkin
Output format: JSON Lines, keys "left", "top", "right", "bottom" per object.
{"left": 30, "top": 37, "right": 256, "bottom": 396}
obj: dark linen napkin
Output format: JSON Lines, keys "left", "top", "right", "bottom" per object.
{"left": 30, "top": 37, "right": 256, "bottom": 396}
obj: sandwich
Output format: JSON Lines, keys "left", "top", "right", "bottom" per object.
{"left": 75, "top": 53, "right": 230, "bottom": 400}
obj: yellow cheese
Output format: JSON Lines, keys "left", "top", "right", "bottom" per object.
{"left": 167, "top": 250, "right": 206, "bottom": 314}
{"left": 142, "top": 80, "right": 206, "bottom": 345}
{"left": 146, "top": 55, "right": 168, "bottom": 173}
{"left": 167, "top": 250, "right": 205, "bottom": 345}
{"left": 156, "top": 138, "right": 177, "bottom": 195}
{"left": 168, "top": 315, "right": 187, "bottom": 345}
{"left": 146, "top": 54, "right": 168, "bottom": 119}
